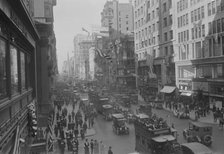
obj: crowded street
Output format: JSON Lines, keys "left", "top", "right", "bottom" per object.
{"left": 1, "top": 0, "right": 224, "bottom": 154}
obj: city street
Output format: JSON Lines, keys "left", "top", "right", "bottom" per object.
{"left": 150, "top": 108, "right": 224, "bottom": 154}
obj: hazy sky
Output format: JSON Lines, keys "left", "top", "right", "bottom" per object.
{"left": 54, "top": 0, "right": 129, "bottom": 73}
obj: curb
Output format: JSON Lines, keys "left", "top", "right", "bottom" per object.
{"left": 162, "top": 107, "right": 219, "bottom": 125}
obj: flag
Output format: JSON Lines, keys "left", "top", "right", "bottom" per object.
{"left": 82, "top": 27, "right": 89, "bottom": 33}
{"left": 94, "top": 48, "right": 105, "bottom": 57}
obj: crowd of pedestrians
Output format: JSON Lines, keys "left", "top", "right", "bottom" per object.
{"left": 53, "top": 89, "right": 114, "bottom": 154}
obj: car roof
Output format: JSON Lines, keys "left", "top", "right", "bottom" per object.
{"left": 112, "top": 113, "right": 125, "bottom": 119}
{"left": 181, "top": 142, "right": 213, "bottom": 154}
{"left": 100, "top": 98, "right": 109, "bottom": 101}
{"left": 152, "top": 135, "right": 175, "bottom": 143}
{"left": 190, "top": 122, "right": 212, "bottom": 128}
{"left": 102, "top": 104, "right": 113, "bottom": 109}
{"left": 135, "top": 113, "right": 149, "bottom": 119}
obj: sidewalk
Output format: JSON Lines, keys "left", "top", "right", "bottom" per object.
{"left": 163, "top": 106, "right": 219, "bottom": 125}
{"left": 138, "top": 93, "right": 219, "bottom": 125}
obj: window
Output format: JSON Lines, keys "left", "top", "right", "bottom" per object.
{"left": 213, "top": 20, "right": 217, "bottom": 33}
{"left": 221, "top": 18, "right": 224, "bottom": 32}
{"left": 168, "top": 0, "right": 172, "bottom": 8}
{"left": 201, "top": 6, "right": 204, "bottom": 19}
{"left": 198, "top": 8, "right": 201, "bottom": 20}
{"left": 208, "top": 3, "right": 212, "bottom": 16}
{"left": 202, "top": 24, "right": 205, "bottom": 37}
{"left": 163, "top": 17, "right": 167, "bottom": 27}
{"left": 194, "top": 10, "right": 197, "bottom": 21}
{"left": 169, "top": 15, "right": 172, "bottom": 25}
{"left": 177, "top": 2, "right": 180, "bottom": 12}
{"left": 164, "top": 32, "right": 168, "bottom": 42}
{"left": 170, "top": 30, "right": 173, "bottom": 40}
{"left": 208, "top": 22, "right": 212, "bottom": 35}
{"left": 152, "top": 10, "right": 155, "bottom": 19}
{"left": 20, "top": 52, "right": 26, "bottom": 90}
{"left": 217, "top": 19, "right": 221, "bottom": 33}
{"left": 191, "top": 11, "right": 194, "bottom": 22}
{"left": 212, "top": 1, "right": 216, "bottom": 14}
{"left": 153, "top": 24, "right": 155, "bottom": 31}
{"left": 187, "top": 30, "right": 189, "bottom": 40}
{"left": 10, "top": 46, "right": 19, "bottom": 95}
{"left": 192, "top": 28, "right": 194, "bottom": 39}
{"left": 126, "top": 21, "right": 128, "bottom": 24}
{"left": 186, "top": 14, "right": 188, "bottom": 25}
{"left": 0, "top": 39, "right": 7, "bottom": 100}
{"left": 165, "top": 46, "right": 168, "bottom": 56}
{"left": 163, "top": 3, "right": 167, "bottom": 12}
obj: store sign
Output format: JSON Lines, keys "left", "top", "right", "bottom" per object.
{"left": 192, "top": 81, "right": 208, "bottom": 92}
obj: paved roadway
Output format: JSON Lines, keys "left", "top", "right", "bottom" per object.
{"left": 90, "top": 104, "right": 224, "bottom": 154}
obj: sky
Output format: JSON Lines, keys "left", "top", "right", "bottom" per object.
{"left": 54, "top": 0, "right": 130, "bottom": 73}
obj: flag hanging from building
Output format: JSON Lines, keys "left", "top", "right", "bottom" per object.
{"left": 94, "top": 48, "right": 112, "bottom": 60}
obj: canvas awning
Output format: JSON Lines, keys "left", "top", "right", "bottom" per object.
{"left": 181, "top": 92, "right": 192, "bottom": 96}
{"left": 160, "top": 86, "right": 176, "bottom": 93}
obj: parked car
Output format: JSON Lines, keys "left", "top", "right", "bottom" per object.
{"left": 173, "top": 108, "right": 190, "bottom": 119}
{"left": 181, "top": 142, "right": 213, "bottom": 154}
{"left": 112, "top": 114, "right": 129, "bottom": 135}
{"left": 183, "top": 122, "right": 212, "bottom": 146}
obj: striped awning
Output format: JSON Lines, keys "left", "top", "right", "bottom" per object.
{"left": 160, "top": 86, "right": 176, "bottom": 93}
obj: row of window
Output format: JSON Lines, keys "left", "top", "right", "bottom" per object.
{"left": 208, "top": 18, "right": 224, "bottom": 35}
{"left": 146, "top": 8, "right": 158, "bottom": 23}
{"left": 178, "top": 13, "right": 189, "bottom": 28}
{"left": 177, "top": 0, "right": 188, "bottom": 13}
{"left": 192, "top": 24, "right": 205, "bottom": 40}
{"left": 178, "top": 36, "right": 224, "bottom": 61}
{"left": 135, "top": 5, "right": 145, "bottom": 19}
{"left": 208, "top": 0, "right": 224, "bottom": 16}
{"left": 178, "top": 30, "right": 189, "bottom": 43}
{"left": 190, "top": 0, "right": 203, "bottom": 6}
{"left": 191, "top": 6, "right": 205, "bottom": 23}
{"left": 137, "top": 44, "right": 173, "bottom": 60}
{"left": 0, "top": 38, "right": 31, "bottom": 101}
{"left": 136, "top": 30, "right": 173, "bottom": 50}
{"left": 163, "top": 15, "right": 173, "bottom": 27}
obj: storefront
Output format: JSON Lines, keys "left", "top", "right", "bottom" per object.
{"left": 0, "top": 0, "right": 39, "bottom": 153}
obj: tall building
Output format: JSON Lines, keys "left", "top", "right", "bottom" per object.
{"left": 32, "top": 0, "right": 58, "bottom": 152}
{"left": 73, "top": 34, "right": 92, "bottom": 80}
{"left": 101, "top": 0, "right": 134, "bottom": 34}
{"left": 134, "top": 0, "right": 176, "bottom": 101}
{"left": 0, "top": 0, "right": 39, "bottom": 153}
{"left": 79, "top": 40, "right": 94, "bottom": 80}
{"left": 174, "top": 0, "right": 224, "bottom": 108}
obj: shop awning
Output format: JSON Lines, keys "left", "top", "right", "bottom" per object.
{"left": 181, "top": 92, "right": 192, "bottom": 96}
{"left": 160, "top": 86, "right": 176, "bottom": 93}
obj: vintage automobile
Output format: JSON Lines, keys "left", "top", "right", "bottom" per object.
{"left": 112, "top": 113, "right": 129, "bottom": 135}
{"left": 102, "top": 104, "right": 113, "bottom": 121}
{"left": 153, "top": 100, "right": 164, "bottom": 109}
{"left": 151, "top": 135, "right": 181, "bottom": 154}
{"left": 126, "top": 113, "right": 135, "bottom": 123}
{"left": 183, "top": 122, "right": 212, "bottom": 146}
{"left": 173, "top": 108, "right": 190, "bottom": 119}
{"left": 181, "top": 142, "right": 213, "bottom": 154}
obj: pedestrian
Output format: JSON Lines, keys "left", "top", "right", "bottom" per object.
{"left": 74, "top": 126, "right": 79, "bottom": 138}
{"left": 60, "top": 139, "right": 66, "bottom": 154}
{"left": 83, "top": 121, "right": 88, "bottom": 133}
{"left": 68, "top": 113, "right": 72, "bottom": 123}
{"left": 90, "top": 139, "right": 94, "bottom": 154}
{"left": 54, "top": 125, "right": 58, "bottom": 137}
{"left": 84, "top": 139, "right": 90, "bottom": 154}
{"left": 94, "top": 139, "right": 99, "bottom": 154}
{"left": 99, "top": 141, "right": 105, "bottom": 154}
{"left": 108, "top": 146, "right": 113, "bottom": 154}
